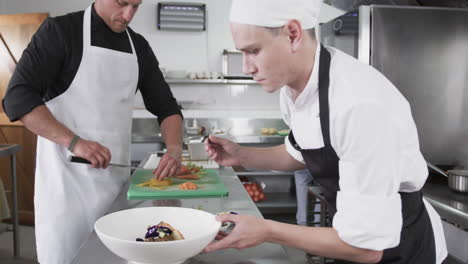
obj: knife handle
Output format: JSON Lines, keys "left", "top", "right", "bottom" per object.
{"left": 70, "top": 156, "right": 92, "bottom": 164}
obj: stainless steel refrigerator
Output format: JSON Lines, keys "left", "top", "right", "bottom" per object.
{"left": 320, "top": 5, "right": 468, "bottom": 166}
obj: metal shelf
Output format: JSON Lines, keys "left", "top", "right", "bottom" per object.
{"left": 0, "top": 144, "right": 20, "bottom": 156}
{"left": 255, "top": 192, "right": 297, "bottom": 214}
{"left": 166, "top": 78, "right": 258, "bottom": 85}
{"left": 0, "top": 144, "right": 21, "bottom": 258}
{"left": 236, "top": 171, "right": 294, "bottom": 177}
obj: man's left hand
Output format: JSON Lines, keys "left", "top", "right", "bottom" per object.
{"left": 153, "top": 147, "right": 182, "bottom": 180}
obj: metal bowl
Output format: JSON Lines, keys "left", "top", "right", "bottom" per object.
{"left": 427, "top": 162, "right": 468, "bottom": 194}
{"left": 447, "top": 170, "right": 468, "bottom": 193}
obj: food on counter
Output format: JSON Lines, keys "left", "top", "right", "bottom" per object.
{"left": 136, "top": 221, "right": 185, "bottom": 242}
{"left": 181, "top": 163, "right": 202, "bottom": 173}
{"left": 137, "top": 178, "right": 173, "bottom": 189}
{"left": 175, "top": 174, "right": 199, "bottom": 180}
{"left": 261, "top": 128, "right": 277, "bottom": 136}
{"left": 243, "top": 182, "right": 266, "bottom": 202}
{"left": 176, "top": 163, "right": 206, "bottom": 178}
{"left": 178, "top": 182, "right": 198, "bottom": 190}
{"left": 177, "top": 164, "right": 196, "bottom": 175}
{"left": 277, "top": 129, "right": 291, "bottom": 136}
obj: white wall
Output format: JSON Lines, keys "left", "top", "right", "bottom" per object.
{"left": 0, "top": 0, "right": 343, "bottom": 73}
{"left": 0, "top": 0, "right": 344, "bottom": 116}
{"left": 1, "top": 0, "right": 91, "bottom": 16}
{"left": 0, "top": 0, "right": 233, "bottom": 73}
{"left": 132, "top": 0, "right": 234, "bottom": 73}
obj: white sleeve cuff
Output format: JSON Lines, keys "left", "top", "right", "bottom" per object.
{"left": 284, "top": 136, "right": 305, "bottom": 164}
{"left": 333, "top": 191, "right": 402, "bottom": 250}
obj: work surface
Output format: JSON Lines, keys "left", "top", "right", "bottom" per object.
{"left": 71, "top": 163, "right": 292, "bottom": 264}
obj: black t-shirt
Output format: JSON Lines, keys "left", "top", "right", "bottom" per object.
{"left": 2, "top": 6, "right": 182, "bottom": 124}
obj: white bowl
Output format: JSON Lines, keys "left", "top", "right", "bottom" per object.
{"left": 95, "top": 207, "right": 221, "bottom": 264}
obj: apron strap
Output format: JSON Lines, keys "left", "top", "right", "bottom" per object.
{"left": 83, "top": 5, "right": 136, "bottom": 55}
{"left": 83, "top": 5, "right": 92, "bottom": 52}
{"left": 318, "top": 45, "right": 332, "bottom": 147}
{"left": 125, "top": 30, "right": 136, "bottom": 55}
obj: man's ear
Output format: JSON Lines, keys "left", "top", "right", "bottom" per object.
{"left": 283, "top": 19, "right": 303, "bottom": 53}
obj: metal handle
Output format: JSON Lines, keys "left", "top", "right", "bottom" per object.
{"left": 69, "top": 156, "right": 92, "bottom": 164}
{"left": 426, "top": 161, "right": 449, "bottom": 178}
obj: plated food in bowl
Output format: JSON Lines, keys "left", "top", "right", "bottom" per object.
{"left": 136, "top": 221, "right": 185, "bottom": 242}
{"left": 95, "top": 207, "right": 221, "bottom": 264}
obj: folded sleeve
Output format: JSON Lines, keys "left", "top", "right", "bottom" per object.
{"left": 333, "top": 183, "right": 402, "bottom": 250}
{"left": 331, "top": 102, "right": 404, "bottom": 250}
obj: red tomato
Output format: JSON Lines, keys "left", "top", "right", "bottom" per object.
{"left": 251, "top": 184, "right": 258, "bottom": 191}
{"left": 253, "top": 190, "right": 260, "bottom": 197}
{"left": 253, "top": 197, "right": 260, "bottom": 202}
{"left": 259, "top": 193, "right": 265, "bottom": 200}
{"left": 245, "top": 185, "right": 252, "bottom": 192}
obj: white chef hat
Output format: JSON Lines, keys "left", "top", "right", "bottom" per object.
{"left": 229, "top": 0, "right": 322, "bottom": 29}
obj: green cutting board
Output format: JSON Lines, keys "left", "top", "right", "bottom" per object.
{"left": 127, "top": 169, "right": 229, "bottom": 200}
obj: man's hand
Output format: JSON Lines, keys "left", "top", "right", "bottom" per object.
{"left": 204, "top": 135, "right": 242, "bottom": 167}
{"left": 72, "top": 138, "right": 111, "bottom": 168}
{"left": 203, "top": 214, "right": 270, "bottom": 253}
{"left": 153, "top": 147, "right": 182, "bottom": 180}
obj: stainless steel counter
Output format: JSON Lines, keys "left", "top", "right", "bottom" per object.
{"left": 71, "top": 160, "right": 292, "bottom": 264}
{"left": 422, "top": 176, "right": 468, "bottom": 231}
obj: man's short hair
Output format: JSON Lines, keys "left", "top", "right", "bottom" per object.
{"left": 265, "top": 26, "right": 316, "bottom": 40}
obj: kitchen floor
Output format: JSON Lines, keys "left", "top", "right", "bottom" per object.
{"left": 0, "top": 223, "right": 311, "bottom": 264}
{"left": 0, "top": 224, "right": 37, "bottom": 264}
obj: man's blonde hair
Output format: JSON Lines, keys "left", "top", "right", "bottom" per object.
{"left": 265, "top": 26, "right": 316, "bottom": 40}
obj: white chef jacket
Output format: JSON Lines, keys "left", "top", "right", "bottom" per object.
{"left": 281, "top": 45, "right": 447, "bottom": 263}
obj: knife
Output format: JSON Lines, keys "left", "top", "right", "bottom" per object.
{"left": 69, "top": 156, "right": 143, "bottom": 169}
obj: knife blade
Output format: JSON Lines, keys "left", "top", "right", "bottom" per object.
{"left": 69, "top": 156, "right": 143, "bottom": 170}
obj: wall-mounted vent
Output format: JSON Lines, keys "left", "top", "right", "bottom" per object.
{"left": 157, "top": 2, "right": 206, "bottom": 31}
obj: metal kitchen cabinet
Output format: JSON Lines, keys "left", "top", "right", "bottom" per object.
{"left": 320, "top": 5, "right": 468, "bottom": 166}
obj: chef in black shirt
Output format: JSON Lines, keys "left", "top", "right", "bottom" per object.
{"left": 2, "top": 0, "right": 183, "bottom": 263}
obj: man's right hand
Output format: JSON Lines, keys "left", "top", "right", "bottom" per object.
{"left": 204, "top": 135, "right": 242, "bottom": 167}
{"left": 72, "top": 138, "right": 111, "bottom": 168}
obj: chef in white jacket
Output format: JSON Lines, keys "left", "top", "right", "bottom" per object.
{"left": 202, "top": 0, "right": 447, "bottom": 263}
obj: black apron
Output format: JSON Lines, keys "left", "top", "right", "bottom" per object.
{"left": 288, "top": 46, "right": 436, "bottom": 264}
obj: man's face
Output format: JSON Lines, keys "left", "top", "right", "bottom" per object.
{"left": 231, "top": 23, "right": 292, "bottom": 93}
{"left": 96, "top": 0, "right": 142, "bottom": 33}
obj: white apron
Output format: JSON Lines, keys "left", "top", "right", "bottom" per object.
{"left": 34, "top": 6, "right": 138, "bottom": 264}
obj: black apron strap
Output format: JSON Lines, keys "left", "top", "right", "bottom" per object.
{"left": 318, "top": 45, "right": 332, "bottom": 147}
